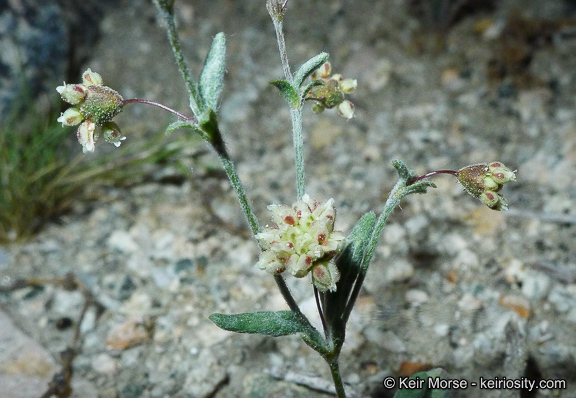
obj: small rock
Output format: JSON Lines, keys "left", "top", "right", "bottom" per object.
{"left": 92, "top": 353, "right": 118, "bottom": 375}
{"left": 457, "top": 293, "right": 483, "bottom": 313}
{"left": 405, "top": 289, "right": 429, "bottom": 306}
{"left": 381, "top": 331, "right": 406, "bottom": 353}
{"left": 106, "top": 316, "right": 154, "bottom": 351}
{"left": 385, "top": 259, "right": 414, "bottom": 282}
{"left": 108, "top": 230, "right": 139, "bottom": 254}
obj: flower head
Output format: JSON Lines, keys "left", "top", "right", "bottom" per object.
{"left": 57, "top": 69, "right": 125, "bottom": 152}
{"left": 457, "top": 162, "right": 516, "bottom": 211}
{"left": 307, "top": 62, "right": 357, "bottom": 120}
{"left": 255, "top": 194, "right": 345, "bottom": 292}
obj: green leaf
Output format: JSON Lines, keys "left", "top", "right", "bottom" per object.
{"left": 293, "top": 52, "right": 329, "bottom": 89}
{"left": 393, "top": 369, "right": 452, "bottom": 398}
{"left": 269, "top": 80, "right": 299, "bottom": 108}
{"left": 210, "top": 310, "right": 312, "bottom": 337}
{"left": 199, "top": 32, "right": 226, "bottom": 110}
{"left": 199, "top": 108, "right": 226, "bottom": 155}
{"left": 165, "top": 120, "right": 198, "bottom": 135}
{"left": 210, "top": 311, "right": 328, "bottom": 354}
{"left": 347, "top": 212, "right": 377, "bottom": 270}
{"left": 318, "top": 211, "right": 376, "bottom": 341}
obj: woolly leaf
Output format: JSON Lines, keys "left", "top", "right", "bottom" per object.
{"left": 269, "top": 80, "right": 299, "bottom": 108}
{"left": 199, "top": 32, "right": 226, "bottom": 110}
{"left": 293, "top": 52, "right": 329, "bottom": 89}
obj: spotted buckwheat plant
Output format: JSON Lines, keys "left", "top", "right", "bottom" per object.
{"left": 55, "top": 0, "right": 517, "bottom": 396}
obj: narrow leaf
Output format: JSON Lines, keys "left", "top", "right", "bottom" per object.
{"left": 321, "top": 212, "right": 376, "bottom": 332}
{"left": 210, "top": 311, "right": 311, "bottom": 337}
{"left": 293, "top": 52, "right": 329, "bottom": 89}
{"left": 347, "top": 212, "right": 377, "bottom": 268}
{"left": 269, "top": 80, "right": 299, "bottom": 108}
{"left": 199, "top": 32, "right": 226, "bottom": 110}
{"left": 164, "top": 120, "right": 203, "bottom": 137}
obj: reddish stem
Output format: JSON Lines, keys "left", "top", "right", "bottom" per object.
{"left": 409, "top": 169, "right": 458, "bottom": 185}
{"left": 122, "top": 98, "right": 196, "bottom": 123}
{"left": 314, "top": 286, "right": 329, "bottom": 340}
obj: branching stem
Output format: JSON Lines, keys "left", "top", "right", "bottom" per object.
{"left": 409, "top": 169, "right": 457, "bottom": 184}
{"left": 122, "top": 99, "right": 196, "bottom": 123}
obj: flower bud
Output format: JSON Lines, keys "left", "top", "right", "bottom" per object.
{"left": 339, "top": 78, "right": 357, "bottom": 94}
{"left": 312, "top": 261, "right": 340, "bottom": 292}
{"left": 488, "top": 162, "right": 516, "bottom": 184}
{"left": 287, "top": 254, "right": 313, "bottom": 277}
{"left": 312, "top": 62, "right": 332, "bottom": 80}
{"left": 256, "top": 251, "right": 286, "bottom": 275}
{"left": 82, "top": 68, "right": 103, "bottom": 86}
{"left": 56, "top": 83, "right": 87, "bottom": 105}
{"left": 57, "top": 107, "right": 84, "bottom": 126}
{"left": 102, "top": 122, "right": 126, "bottom": 147}
{"left": 338, "top": 100, "right": 355, "bottom": 119}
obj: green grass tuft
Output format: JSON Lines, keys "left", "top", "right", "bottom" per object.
{"left": 0, "top": 101, "right": 200, "bottom": 245}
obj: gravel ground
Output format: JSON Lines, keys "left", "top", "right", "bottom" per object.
{"left": 2, "top": 0, "right": 576, "bottom": 397}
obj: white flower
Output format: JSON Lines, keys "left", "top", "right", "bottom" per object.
{"left": 255, "top": 194, "right": 345, "bottom": 290}
{"left": 77, "top": 121, "right": 97, "bottom": 153}
{"left": 337, "top": 100, "right": 355, "bottom": 119}
{"left": 57, "top": 108, "right": 83, "bottom": 127}
{"left": 56, "top": 83, "right": 87, "bottom": 105}
{"left": 82, "top": 68, "right": 103, "bottom": 86}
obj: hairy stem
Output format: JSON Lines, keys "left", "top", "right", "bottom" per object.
{"left": 216, "top": 151, "right": 309, "bottom": 325}
{"left": 269, "top": 9, "right": 306, "bottom": 198}
{"left": 152, "top": 0, "right": 203, "bottom": 116}
{"left": 328, "top": 357, "right": 347, "bottom": 398}
{"left": 270, "top": 15, "right": 293, "bottom": 82}
{"left": 216, "top": 152, "right": 260, "bottom": 237}
{"left": 290, "top": 108, "right": 306, "bottom": 198}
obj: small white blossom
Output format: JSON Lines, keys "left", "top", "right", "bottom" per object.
{"left": 256, "top": 194, "right": 345, "bottom": 291}
{"left": 77, "top": 120, "right": 97, "bottom": 153}
{"left": 57, "top": 107, "right": 83, "bottom": 127}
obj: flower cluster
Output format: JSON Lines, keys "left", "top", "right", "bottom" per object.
{"left": 457, "top": 161, "right": 516, "bottom": 210}
{"left": 307, "top": 62, "right": 357, "bottom": 119}
{"left": 255, "top": 194, "right": 345, "bottom": 292}
{"left": 57, "top": 69, "right": 125, "bottom": 153}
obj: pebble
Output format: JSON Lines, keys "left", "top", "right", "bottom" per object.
{"left": 107, "top": 230, "right": 139, "bottom": 254}
{"left": 385, "top": 258, "right": 414, "bottom": 282}
{"left": 405, "top": 289, "right": 429, "bottom": 306}
{"left": 92, "top": 353, "right": 118, "bottom": 375}
{"left": 106, "top": 317, "right": 154, "bottom": 351}
{"left": 380, "top": 331, "right": 406, "bottom": 353}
